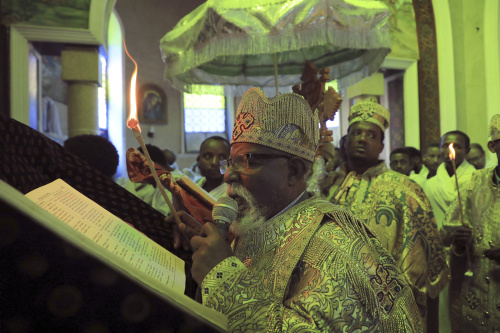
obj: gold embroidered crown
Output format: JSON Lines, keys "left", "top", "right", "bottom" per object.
{"left": 231, "top": 88, "right": 320, "bottom": 162}
{"left": 490, "top": 114, "right": 500, "bottom": 141}
{"left": 348, "top": 97, "right": 390, "bottom": 132}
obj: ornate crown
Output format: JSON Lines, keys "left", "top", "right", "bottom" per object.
{"left": 349, "top": 97, "right": 390, "bottom": 131}
{"left": 232, "top": 88, "right": 320, "bottom": 162}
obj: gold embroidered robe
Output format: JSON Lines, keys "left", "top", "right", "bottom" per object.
{"left": 442, "top": 167, "right": 500, "bottom": 332}
{"left": 327, "top": 162, "right": 449, "bottom": 315}
{"left": 201, "top": 196, "right": 422, "bottom": 332}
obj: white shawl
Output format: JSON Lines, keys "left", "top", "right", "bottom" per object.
{"left": 423, "top": 160, "right": 476, "bottom": 228}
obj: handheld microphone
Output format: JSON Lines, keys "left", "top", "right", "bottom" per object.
{"left": 212, "top": 196, "right": 238, "bottom": 240}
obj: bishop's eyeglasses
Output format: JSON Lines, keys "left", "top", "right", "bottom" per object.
{"left": 219, "top": 153, "right": 290, "bottom": 174}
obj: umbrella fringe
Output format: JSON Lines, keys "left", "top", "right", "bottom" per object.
{"left": 166, "top": 47, "right": 390, "bottom": 95}
{"left": 336, "top": 49, "right": 391, "bottom": 89}
{"left": 162, "top": 23, "right": 391, "bottom": 78}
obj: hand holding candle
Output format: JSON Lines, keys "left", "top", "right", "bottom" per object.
{"left": 126, "top": 148, "right": 216, "bottom": 225}
{"left": 124, "top": 39, "right": 182, "bottom": 226}
{"left": 448, "top": 143, "right": 466, "bottom": 228}
{"left": 449, "top": 143, "right": 473, "bottom": 276}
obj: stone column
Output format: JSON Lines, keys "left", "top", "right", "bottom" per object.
{"left": 61, "top": 46, "right": 101, "bottom": 137}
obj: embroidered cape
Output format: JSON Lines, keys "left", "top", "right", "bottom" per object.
{"left": 442, "top": 167, "right": 500, "bottom": 332}
{"left": 201, "top": 196, "right": 422, "bottom": 332}
{"left": 328, "top": 162, "right": 449, "bottom": 313}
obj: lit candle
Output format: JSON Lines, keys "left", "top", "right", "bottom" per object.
{"left": 123, "top": 39, "right": 182, "bottom": 226}
{"left": 448, "top": 143, "right": 466, "bottom": 227}
{"left": 448, "top": 143, "right": 473, "bottom": 276}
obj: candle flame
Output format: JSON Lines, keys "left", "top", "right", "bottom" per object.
{"left": 123, "top": 39, "right": 141, "bottom": 133}
{"left": 448, "top": 143, "right": 455, "bottom": 160}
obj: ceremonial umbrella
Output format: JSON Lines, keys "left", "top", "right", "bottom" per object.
{"left": 160, "top": 0, "right": 391, "bottom": 96}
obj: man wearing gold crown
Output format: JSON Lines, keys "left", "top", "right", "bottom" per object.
{"left": 174, "top": 88, "right": 422, "bottom": 332}
{"left": 440, "top": 114, "right": 500, "bottom": 332}
{"left": 325, "top": 97, "right": 448, "bottom": 332}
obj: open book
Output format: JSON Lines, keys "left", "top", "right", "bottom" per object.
{"left": 2, "top": 178, "right": 227, "bottom": 332}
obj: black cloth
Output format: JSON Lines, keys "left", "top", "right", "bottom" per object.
{"left": 0, "top": 202, "right": 215, "bottom": 333}
{"left": 0, "top": 114, "right": 204, "bottom": 332}
{"left": 0, "top": 113, "right": 175, "bottom": 251}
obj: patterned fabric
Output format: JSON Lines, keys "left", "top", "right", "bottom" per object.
{"left": 441, "top": 167, "right": 500, "bottom": 332}
{"left": 412, "top": 0, "right": 441, "bottom": 148}
{"left": 152, "top": 177, "right": 227, "bottom": 217}
{"left": 328, "top": 162, "right": 449, "bottom": 319}
{"left": 201, "top": 196, "right": 423, "bottom": 332}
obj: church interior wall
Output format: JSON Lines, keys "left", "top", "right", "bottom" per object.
{"left": 484, "top": 0, "right": 500, "bottom": 162}
{"left": 114, "top": 0, "right": 205, "bottom": 171}
{"left": 450, "top": 0, "right": 488, "bottom": 151}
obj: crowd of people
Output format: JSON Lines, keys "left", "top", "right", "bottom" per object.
{"left": 385, "top": 120, "right": 500, "bottom": 333}
{"left": 60, "top": 88, "right": 500, "bottom": 332}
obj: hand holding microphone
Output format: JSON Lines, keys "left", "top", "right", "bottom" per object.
{"left": 211, "top": 196, "right": 238, "bottom": 241}
{"left": 189, "top": 197, "right": 238, "bottom": 283}
{"left": 170, "top": 196, "right": 238, "bottom": 250}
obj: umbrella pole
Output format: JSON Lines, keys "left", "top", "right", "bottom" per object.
{"left": 273, "top": 53, "right": 278, "bottom": 96}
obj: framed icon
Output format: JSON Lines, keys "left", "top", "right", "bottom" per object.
{"left": 138, "top": 84, "right": 167, "bottom": 124}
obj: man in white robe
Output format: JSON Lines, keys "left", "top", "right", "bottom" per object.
{"left": 193, "top": 136, "right": 230, "bottom": 198}
{"left": 155, "top": 136, "right": 230, "bottom": 215}
{"left": 422, "top": 143, "right": 443, "bottom": 179}
{"left": 424, "top": 130, "right": 476, "bottom": 333}
{"left": 441, "top": 114, "right": 500, "bottom": 333}
{"left": 424, "top": 131, "right": 476, "bottom": 229}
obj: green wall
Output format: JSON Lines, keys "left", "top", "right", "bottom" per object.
{"left": 449, "top": 0, "right": 489, "bottom": 150}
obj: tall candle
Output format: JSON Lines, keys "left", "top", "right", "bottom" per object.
{"left": 123, "top": 39, "right": 182, "bottom": 226}
{"left": 448, "top": 143, "right": 473, "bottom": 276}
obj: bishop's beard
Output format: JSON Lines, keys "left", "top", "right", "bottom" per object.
{"left": 226, "top": 183, "right": 268, "bottom": 237}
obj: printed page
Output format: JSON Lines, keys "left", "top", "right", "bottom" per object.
{"left": 25, "top": 179, "right": 185, "bottom": 293}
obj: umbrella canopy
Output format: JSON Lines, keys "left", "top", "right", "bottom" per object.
{"left": 160, "top": 0, "right": 391, "bottom": 95}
